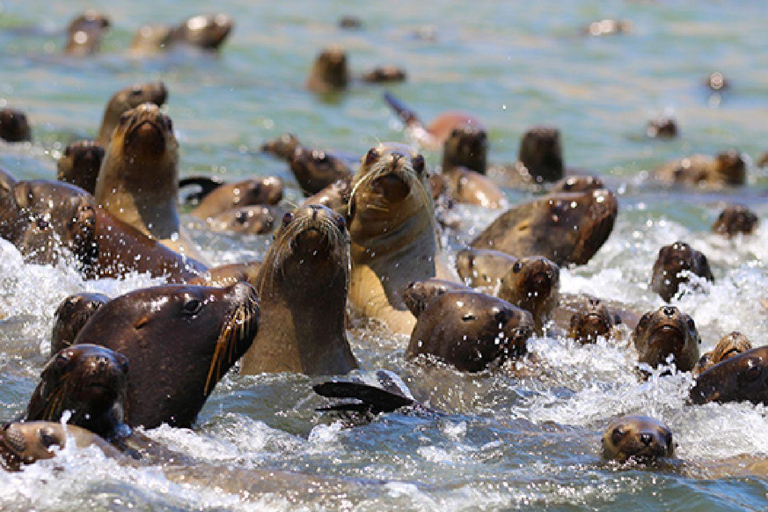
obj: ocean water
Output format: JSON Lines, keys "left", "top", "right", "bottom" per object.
{"left": 0, "top": 0, "right": 767, "bottom": 510}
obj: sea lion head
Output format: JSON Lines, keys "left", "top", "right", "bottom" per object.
{"left": 57, "top": 140, "right": 105, "bottom": 194}
{"left": 690, "top": 346, "right": 768, "bottom": 406}
{"left": 99, "top": 82, "right": 168, "bottom": 146}
{"left": 360, "top": 65, "right": 407, "bottom": 84}
{"left": 24, "top": 344, "right": 129, "bottom": 438}
{"left": 569, "top": 296, "right": 618, "bottom": 344}
{"left": 650, "top": 241, "right": 713, "bottom": 302}
{"left": 0, "top": 422, "right": 68, "bottom": 471}
{"left": 712, "top": 150, "right": 746, "bottom": 185}
{"left": 712, "top": 205, "right": 758, "bottom": 238}
{"left": 308, "top": 46, "right": 349, "bottom": 91}
{"left": 176, "top": 13, "right": 234, "bottom": 50}
{"left": 498, "top": 256, "right": 560, "bottom": 326}
{"left": 631, "top": 306, "right": 700, "bottom": 372}
{"left": 602, "top": 415, "right": 675, "bottom": 463}
{"left": 455, "top": 248, "right": 516, "bottom": 291}
{"left": 551, "top": 175, "right": 605, "bottom": 194}
{"left": 402, "top": 278, "right": 472, "bottom": 318}
{"left": 0, "top": 108, "right": 32, "bottom": 143}
{"left": 646, "top": 116, "right": 678, "bottom": 139}
{"left": 442, "top": 125, "right": 488, "bottom": 174}
{"left": 518, "top": 126, "right": 563, "bottom": 183}
{"left": 693, "top": 331, "right": 753, "bottom": 376}
{"left": 209, "top": 206, "right": 276, "bottom": 235}
{"left": 289, "top": 146, "right": 351, "bottom": 195}
{"left": 348, "top": 143, "right": 433, "bottom": 254}
{"left": 65, "top": 10, "right": 110, "bottom": 56}
{"left": 51, "top": 292, "right": 111, "bottom": 356}
{"left": 261, "top": 133, "right": 301, "bottom": 160}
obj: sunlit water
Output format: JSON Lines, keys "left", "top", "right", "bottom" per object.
{"left": 1, "top": 0, "right": 767, "bottom": 510}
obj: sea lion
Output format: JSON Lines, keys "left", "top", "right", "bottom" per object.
{"left": 442, "top": 125, "right": 488, "bottom": 175}
{"left": 307, "top": 46, "right": 349, "bottom": 93}
{"left": 56, "top": 139, "right": 105, "bottom": 194}
{"left": 261, "top": 133, "right": 302, "bottom": 161}
{"left": 601, "top": 415, "right": 675, "bottom": 463}
{"left": 693, "top": 332, "right": 753, "bottom": 376}
{"left": 23, "top": 344, "right": 129, "bottom": 440}
{"left": 360, "top": 65, "right": 407, "bottom": 83}
{"left": 497, "top": 256, "right": 560, "bottom": 332}
{"left": 189, "top": 176, "right": 284, "bottom": 220}
{"left": 130, "top": 24, "right": 173, "bottom": 55}
{"left": 171, "top": 14, "right": 233, "bottom": 51}
{"left": 550, "top": 175, "right": 605, "bottom": 193}
{"left": 75, "top": 282, "right": 259, "bottom": 428}
{"left": 339, "top": 16, "right": 363, "bottom": 29}
{"left": 95, "top": 102, "right": 204, "bottom": 261}
{"left": 347, "top": 143, "right": 457, "bottom": 334}
{"left": 631, "top": 306, "right": 701, "bottom": 372}
{"left": 96, "top": 82, "right": 168, "bottom": 147}
{"left": 206, "top": 205, "right": 278, "bottom": 235}
{"left": 653, "top": 150, "right": 746, "bottom": 188}
{"left": 516, "top": 126, "right": 565, "bottom": 183}
{"left": 384, "top": 92, "right": 485, "bottom": 150}
{"left": 471, "top": 187, "right": 618, "bottom": 266}
{"left": 406, "top": 291, "right": 534, "bottom": 372}
{"left": 303, "top": 175, "right": 353, "bottom": 211}
{"left": 646, "top": 116, "right": 678, "bottom": 139}
{"left": 240, "top": 205, "right": 356, "bottom": 375}
{"left": 690, "top": 346, "right": 768, "bottom": 406}
{"left": 289, "top": 146, "right": 353, "bottom": 195}
{"left": 65, "top": 10, "right": 110, "bottom": 56}
{"left": 51, "top": 292, "right": 110, "bottom": 356}
{"left": 566, "top": 296, "right": 622, "bottom": 343}
{"left": 584, "top": 19, "right": 633, "bottom": 37}
{"left": 0, "top": 108, "right": 32, "bottom": 142}
{"left": 442, "top": 166, "right": 506, "bottom": 209}
{"left": 0, "top": 421, "right": 118, "bottom": 471}
{"left": 402, "top": 278, "right": 474, "bottom": 318}
{"left": 455, "top": 248, "right": 517, "bottom": 293}
{"left": 650, "top": 241, "right": 714, "bottom": 302}
{"left": 712, "top": 205, "right": 758, "bottom": 238}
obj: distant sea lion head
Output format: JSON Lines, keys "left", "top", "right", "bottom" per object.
{"left": 650, "top": 241, "right": 713, "bottom": 302}
{"left": 602, "top": 415, "right": 675, "bottom": 463}
{"left": 0, "top": 108, "right": 32, "bottom": 143}
{"left": 712, "top": 205, "right": 758, "bottom": 238}
{"left": 569, "top": 296, "right": 618, "bottom": 344}
{"left": 442, "top": 125, "right": 488, "bottom": 174}
{"left": 518, "top": 126, "right": 563, "bottom": 183}
{"left": 57, "top": 140, "right": 105, "bottom": 194}
{"left": 690, "top": 346, "right": 768, "bottom": 406}
{"left": 51, "top": 292, "right": 111, "bottom": 356}
{"left": 98, "top": 82, "right": 168, "bottom": 146}
{"left": 209, "top": 205, "right": 277, "bottom": 235}
{"left": 176, "top": 13, "right": 234, "bottom": 50}
{"left": 712, "top": 149, "right": 746, "bottom": 185}
{"left": 308, "top": 46, "right": 349, "bottom": 91}
{"left": 632, "top": 306, "right": 700, "bottom": 372}
{"left": 289, "top": 146, "right": 351, "bottom": 195}
{"left": 261, "top": 133, "right": 301, "bottom": 160}
{"left": 65, "top": 10, "right": 110, "bottom": 56}
{"left": 693, "top": 331, "right": 753, "bottom": 376}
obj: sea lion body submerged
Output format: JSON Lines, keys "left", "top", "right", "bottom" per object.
{"left": 57, "top": 140, "right": 105, "bottom": 194}
{"left": 65, "top": 11, "right": 110, "bottom": 56}
{"left": 690, "top": 346, "right": 768, "bottom": 406}
{"left": 50, "top": 292, "right": 110, "bottom": 355}
{"left": 456, "top": 248, "right": 517, "bottom": 294}
{"left": 97, "top": 82, "right": 168, "bottom": 147}
{"left": 497, "top": 256, "right": 560, "bottom": 333}
{"left": 712, "top": 205, "right": 758, "bottom": 238}
{"left": 650, "top": 241, "right": 713, "bottom": 302}
{"left": 693, "top": 332, "right": 753, "bottom": 376}
{"left": 602, "top": 415, "right": 675, "bottom": 463}
{"left": 631, "top": 306, "right": 700, "bottom": 373}
{"left": 654, "top": 150, "right": 746, "bottom": 188}
{"left": 0, "top": 108, "right": 32, "bottom": 142}
{"left": 189, "top": 176, "right": 284, "bottom": 220}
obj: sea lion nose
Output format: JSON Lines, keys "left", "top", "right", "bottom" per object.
{"left": 639, "top": 433, "right": 653, "bottom": 446}
{"left": 662, "top": 306, "right": 676, "bottom": 317}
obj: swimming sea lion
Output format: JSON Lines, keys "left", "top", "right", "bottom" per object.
{"left": 347, "top": 143, "right": 457, "bottom": 334}
{"left": 360, "top": 65, "right": 407, "bottom": 83}
{"left": 51, "top": 292, "right": 110, "bottom": 356}
{"left": 171, "top": 14, "right": 234, "bottom": 51}
{"left": 631, "top": 306, "right": 700, "bottom": 372}
{"left": 261, "top": 133, "right": 302, "bottom": 161}
{"left": 441, "top": 125, "right": 488, "bottom": 175}
{"left": 711, "top": 205, "right": 758, "bottom": 238}
{"left": 339, "top": 16, "right": 363, "bottom": 30}
{"left": 584, "top": 19, "right": 633, "bottom": 37}
{"left": 75, "top": 282, "right": 259, "bottom": 428}
{"left": 497, "top": 256, "right": 560, "bottom": 332}
{"left": 189, "top": 176, "right": 284, "bottom": 220}
{"left": 653, "top": 150, "right": 746, "bottom": 188}
{"left": 206, "top": 205, "right": 278, "bottom": 235}
{"left": 289, "top": 146, "right": 353, "bottom": 195}
{"left": 516, "top": 126, "right": 565, "bottom": 183}
{"left": 442, "top": 166, "right": 507, "bottom": 209}
{"left": 95, "top": 102, "right": 204, "bottom": 260}
{"left": 307, "top": 46, "right": 349, "bottom": 93}
{"left": 0, "top": 108, "right": 32, "bottom": 142}
{"left": 96, "top": 82, "right": 168, "bottom": 147}
{"left": 650, "top": 241, "right": 714, "bottom": 302}
{"left": 692, "top": 332, "right": 753, "bottom": 376}
{"left": 646, "top": 116, "right": 678, "bottom": 139}
{"left": 550, "top": 175, "right": 605, "bottom": 194}
{"left": 56, "top": 140, "right": 105, "bottom": 194}
{"left": 383, "top": 92, "right": 485, "bottom": 150}
{"left": 565, "top": 296, "right": 622, "bottom": 344}
{"left": 471, "top": 187, "right": 618, "bottom": 266}
{"left": 455, "top": 248, "right": 517, "bottom": 293}
{"left": 303, "top": 175, "right": 354, "bottom": 211}
{"left": 240, "top": 205, "right": 356, "bottom": 375}
{"left": 690, "top": 346, "right": 768, "bottom": 406}
{"left": 402, "top": 278, "right": 474, "bottom": 318}
{"left": 406, "top": 291, "right": 534, "bottom": 372}
{"left": 0, "top": 421, "right": 118, "bottom": 471}
{"left": 601, "top": 415, "right": 675, "bottom": 463}
{"left": 65, "top": 11, "right": 110, "bottom": 56}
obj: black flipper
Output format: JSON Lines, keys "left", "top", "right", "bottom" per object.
{"left": 313, "top": 381, "right": 415, "bottom": 414}
{"left": 383, "top": 92, "right": 421, "bottom": 127}
{"left": 178, "top": 176, "right": 225, "bottom": 204}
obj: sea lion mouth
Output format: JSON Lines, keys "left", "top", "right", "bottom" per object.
{"left": 648, "top": 323, "right": 685, "bottom": 351}
{"left": 125, "top": 120, "right": 167, "bottom": 154}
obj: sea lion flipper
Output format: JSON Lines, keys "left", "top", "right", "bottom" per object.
{"left": 313, "top": 381, "right": 415, "bottom": 412}
{"left": 383, "top": 92, "right": 421, "bottom": 127}
{"left": 179, "top": 176, "right": 225, "bottom": 204}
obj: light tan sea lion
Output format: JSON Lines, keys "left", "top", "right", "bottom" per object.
{"left": 653, "top": 150, "right": 745, "bottom": 188}
{"left": 442, "top": 166, "right": 506, "bottom": 209}
{"left": 455, "top": 248, "right": 517, "bottom": 293}
{"left": 692, "top": 332, "right": 753, "bottom": 376}
{"left": 497, "top": 256, "right": 560, "bottom": 333}
{"left": 307, "top": 46, "right": 349, "bottom": 93}
{"left": 631, "top": 306, "right": 701, "bottom": 373}
{"left": 95, "top": 103, "right": 205, "bottom": 261}
{"left": 96, "top": 82, "right": 168, "bottom": 147}
{"left": 650, "top": 241, "right": 713, "bottom": 302}
{"left": 131, "top": 14, "right": 233, "bottom": 55}
{"left": 347, "top": 143, "right": 457, "bottom": 334}
{"left": 646, "top": 116, "right": 678, "bottom": 139}
{"left": 402, "top": 278, "right": 474, "bottom": 318}
{"left": 601, "top": 415, "right": 675, "bottom": 463}
{"left": 690, "top": 346, "right": 768, "bottom": 406}
{"left": 240, "top": 205, "right": 357, "bottom": 375}
{"left": 56, "top": 139, "right": 105, "bottom": 194}
{"left": 0, "top": 108, "right": 32, "bottom": 142}
{"left": 712, "top": 205, "right": 758, "bottom": 238}
{"left": 64, "top": 10, "right": 110, "bottom": 56}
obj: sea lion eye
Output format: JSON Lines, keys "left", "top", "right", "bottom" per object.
{"left": 55, "top": 351, "right": 71, "bottom": 366}
{"left": 333, "top": 213, "right": 346, "bottom": 231}
{"left": 638, "top": 313, "right": 650, "bottom": 330}
{"left": 412, "top": 155, "right": 425, "bottom": 175}
{"left": 512, "top": 262, "right": 522, "bottom": 273}
{"left": 130, "top": 85, "right": 143, "bottom": 97}
{"left": 686, "top": 317, "right": 696, "bottom": 331}
{"left": 611, "top": 428, "right": 625, "bottom": 445}
{"left": 282, "top": 212, "right": 294, "bottom": 226}
{"left": 364, "top": 148, "right": 379, "bottom": 166}
{"left": 182, "top": 298, "right": 203, "bottom": 316}
{"left": 166, "top": 117, "right": 173, "bottom": 131}
{"left": 119, "top": 112, "right": 131, "bottom": 125}
{"left": 39, "top": 428, "right": 59, "bottom": 449}
{"left": 744, "top": 364, "right": 762, "bottom": 382}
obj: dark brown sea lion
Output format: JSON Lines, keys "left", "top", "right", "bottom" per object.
{"left": 631, "top": 306, "right": 700, "bottom": 372}
{"left": 96, "top": 82, "right": 168, "bottom": 147}
{"left": 471, "top": 188, "right": 618, "bottom": 266}
{"left": 712, "top": 205, "right": 758, "bottom": 238}
{"left": 650, "top": 241, "right": 714, "bottom": 302}
{"left": 261, "top": 133, "right": 302, "bottom": 161}
{"left": 360, "top": 66, "right": 407, "bottom": 83}
{"left": 550, "top": 175, "right": 605, "bottom": 194}
{"left": 347, "top": 143, "right": 457, "bottom": 334}
{"left": 307, "top": 46, "right": 349, "bottom": 93}
{"left": 240, "top": 205, "right": 356, "bottom": 375}
{"left": 646, "top": 116, "right": 678, "bottom": 139}
{"left": 442, "top": 166, "right": 506, "bottom": 209}
{"left": 95, "top": 102, "right": 204, "bottom": 260}
{"left": 64, "top": 10, "right": 110, "bottom": 56}
{"left": 0, "top": 422, "right": 118, "bottom": 471}
{"left": 456, "top": 248, "right": 517, "bottom": 293}
{"left": 23, "top": 344, "right": 129, "bottom": 440}
{"left": 206, "top": 205, "right": 278, "bottom": 235}
{"left": 0, "top": 108, "right": 32, "bottom": 143}
{"left": 303, "top": 175, "right": 353, "bottom": 211}
{"left": 406, "top": 291, "right": 534, "bottom": 372}
{"left": 383, "top": 92, "right": 485, "bottom": 150}
{"left": 441, "top": 125, "right": 488, "bottom": 175}
{"left": 601, "top": 415, "right": 675, "bottom": 463}
{"left": 402, "top": 278, "right": 474, "bottom": 318}
{"left": 75, "top": 282, "right": 259, "bottom": 428}
{"left": 653, "top": 150, "right": 746, "bottom": 188}
{"left": 289, "top": 146, "right": 353, "bottom": 195}
{"left": 690, "top": 346, "right": 768, "bottom": 406}
{"left": 693, "top": 332, "right": 753, "bottom": 376}
{"left": 189, "top": 176, "right": 284, "bottom": 220}
{"left": 339, "top": 15, "right": 363, "bottom": 29}
{"left": 497, "top": 256, "right": 560, "bottom": 332}
{"left": 584, "top": 19, "right": 633, "bottom": 37}
{"left": 56, "top": 139, "right": 105, "bottom": 194}
{"left": 51, "top": 292, "right": 110, "bottom": 356}
{"left": 567, "top": 296, "right": 622, "bottom": 344}
{"left": 517, "top": 126, "right": 565, "bottom": 183}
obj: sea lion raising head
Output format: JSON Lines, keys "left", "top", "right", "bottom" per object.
{"left": 602, "top": 415, "right": 675, "bottom": 463}
{"left": 289, "top": 146, "right": 353, "bottom": 195}
{"left": 442, "top": 125, "right": 488, "bottom": 175}
{"left": 0, "top": 108, "right": 32, "bottom": 143}
{"left": 261, "top": 133, "right": 302, "bottom": 161}
{"left": 650, "top": 241, "right": 714, "bottom": 302}
{"left": 518, "top": 126, "right": 564, "bottom": 183}
{"left": 65, "top": 10, "right": 110, "bottom": 56}
{"left": 690, "top": 346, "right": 768, "bottom": 406}
{"left": 568, "top": 296, "right": 620, "bottom": 344}
{"left": 712, "top": 205, "right": 758, "bottom": 238}
{"left": 631, "top": 306, "right": 700, "bottom": 373}
{"left": 693, "top": 331, "right": 753, "bottom": 376}
{"left": 97, "top": 82, "right": 168, "bottom": 147}
{"left": 57, "top": 139, "right": 105, "bottom": 194}
{"left": 497, "top": 256, "right": 560, "bottom": 332}
{"left": 307, "top": 46, "right": 349, "bottom": 93}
